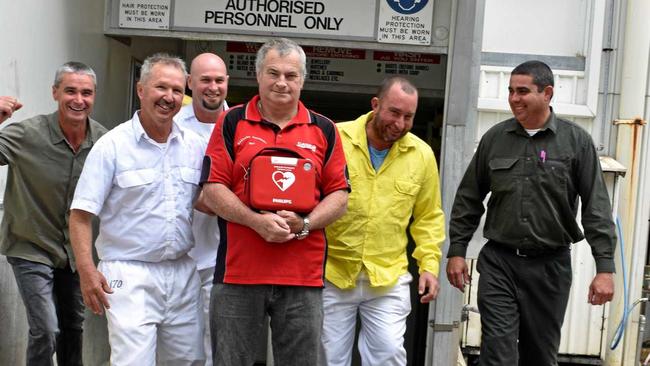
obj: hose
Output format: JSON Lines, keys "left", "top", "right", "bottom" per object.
{"left": 609, "top": 217, "right": 649, "bottom": 349}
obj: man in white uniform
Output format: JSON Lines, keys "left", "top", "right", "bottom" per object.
{"left": 69, "top": 53, "right": 206, "bottom": 365}
{"left": 175, "top": 52, "right": 229, "bottom": 366}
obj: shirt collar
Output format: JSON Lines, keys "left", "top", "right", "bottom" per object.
{"left": 47, "top": 111, "right": 99, "bottom": 148}
{"left": 176, "top": 101, "right": 230, "bottom": 124}
{"left": 176, "top": 104, "right": 196, "bottom": 123}
{"left": 505, "top": 107, "right": 558, "bottom": 135}
{"left": 47, "top": 112, "right": 66, "bottom": 144}
{"left": 131, "top": 111, "right": 182, "bottom": 144}
{"left": 244, "top": 95, "right": 311, "bottom": 126}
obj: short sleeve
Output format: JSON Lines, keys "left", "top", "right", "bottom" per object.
{"left": 320, "top": 122, "right": 350, "bottom": 195}
{"left": 70, "top": 135, "right": 116, "bottom": 215}
{"left": 201, "top": 111, "right": 235, "bottom": 188}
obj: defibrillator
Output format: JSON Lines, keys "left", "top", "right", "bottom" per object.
{"left": 247, "top": 147, "right": 317, "bottom": 213}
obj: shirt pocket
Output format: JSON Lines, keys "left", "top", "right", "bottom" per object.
{"left": 179, "top": 166, "right": 201, "bottom": 185}
{"left": 541, "top": 158, "right": 570, "bottom": 193}
{"left": 390, "top": 180, "right": 420, "bottom": 219}
{"left": 114, "top": 168, "right": 157, "bottom": 210}
{"left": 345, "top": 172, "right": 365, "bottom": 216}
{"left": 178, "top": 166, "right": 201, "bottom": 208}
{"left": 488, "top": 158, "right": 518, "bottom": 193}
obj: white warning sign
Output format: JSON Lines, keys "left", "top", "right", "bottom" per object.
{"left": 119, "top": 0, "right": 171, "bottom": 30}
{"left": 173, "top": 0, "right": 375, "bottom": 40}
{"left": 377, "top": 0, "right": 433, "bottom": 45}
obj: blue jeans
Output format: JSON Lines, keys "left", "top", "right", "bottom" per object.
{"left": 8, "top": 257, "right": 85, "bottom": 366}
{"left": 210, "top": 283, "right": 323, "bottom": 366}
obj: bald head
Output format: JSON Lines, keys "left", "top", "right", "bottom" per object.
{"left": 188, "top": 53, "right": 229, "bottom": 121}
{"left": 190, "top": 53, "right": 227, "bottom": 76}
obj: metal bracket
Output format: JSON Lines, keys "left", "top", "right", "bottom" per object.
{"left": 613, "top": 117, "right": 646, "bottom": 125}
{"left": 429, "top": 320, "right": 459, "bottom": 332}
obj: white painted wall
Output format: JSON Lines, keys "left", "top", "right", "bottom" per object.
{"left": 482, "top": 0, "right": 588, "bottom": 57}
{"left": 0, "top": 1, "right": 184, "bottom": 129}
{"left": 0, "top": 1, "right": 182, "bottom": 363}
{"left": 2, "top": 1, "right": 120, "bottom": 126}
{"left": 462, "top": 0, "right": 615, "bottom": 360}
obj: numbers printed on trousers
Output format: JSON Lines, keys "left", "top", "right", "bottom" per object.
{"left": 109, "top": 279, "right": 123, "bottom": 289}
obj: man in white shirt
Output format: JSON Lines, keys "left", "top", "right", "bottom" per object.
{"left": 69, "top": 53, "right": 206, "bottom": 365}
{"left": 175, "top": 52, "right": 229, "bottom": 366}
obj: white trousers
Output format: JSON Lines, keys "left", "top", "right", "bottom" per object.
{"left": 99, "top": 255, "right": 205, "bottom": 366}
{"left": 198, "top": 267, "right": 214, "bottom": 366}
{"left": 322, "top": 271, "right": 412, "bottom": 366}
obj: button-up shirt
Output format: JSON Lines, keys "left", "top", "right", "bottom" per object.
{"left": 0, "top": 112, "right": 106, "bottom": 269}
{"left": 448, "top": 111, "right": 616, "bottom": 272}
{"left": 325, "top": 111, "right": 446, "bottom": 289}
{"left": 71, "top": 112, "right": 205, "bottom": 262}
{"left": 174, "top": 103, "right": 227, "bottom": 270}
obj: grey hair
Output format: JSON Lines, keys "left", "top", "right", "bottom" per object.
{"left": 53, "top": 62, "right": 97, "bottom": 88}
{"left": 255, "top": 38, "right": 306, "bottom": 79}
{"left": 140, "top": 53, "right": 188, "bottom": 84}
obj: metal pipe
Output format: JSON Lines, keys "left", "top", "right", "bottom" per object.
{"left": 604, "top": 0, "right": 650, "bottom": 362}
{"left": 635, "top": 315, "right": 646, "bottom": 366}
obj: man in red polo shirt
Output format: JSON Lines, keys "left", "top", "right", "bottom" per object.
{"left": 201, "top": 38, "right": 349, "bottom": 366}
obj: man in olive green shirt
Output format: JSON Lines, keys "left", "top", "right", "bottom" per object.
{"left": 0, "top": 62, "right": 106, "bottom": 366}
{"left": 446, "top": 60, "right": 615, "bottom": 366}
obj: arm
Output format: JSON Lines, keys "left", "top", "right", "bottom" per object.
{"left": 69, "top": 209, "right": 112, "bottom": 315}
{"left": 577, "top": 139, "right": 616, "bottom": 273}
{"left": 0, "top": 113, "right": 29, "bottom": 166}
{"left": 0, "top": 96, "right": 22, "bottom": 124}
{"left": 68, "top": 134, "right": 116, "bottom": 313}
{"left": 447, "top": 140, "right": 490, "bottom": 292}
{"left": 194, "top": 189, "right": 216, "bottom": 215}
{"left": 199, "top": 110, "right": 293, "bottom": 242}
{"left": 202, "top": 182, "right": 294, "bottom": 243}
{"left": 277, "top": 120, "right": 350, "bottom": 234}
{"left": 409, "top": 149, "right": 445, "bottom": 302}
{"left": 277, "top": 189, "right": 348, "bottom": 232}
{"left": 303, "top": 189, "right": 348, "bottom": 229}
{"left": 447, "top": 148, "right": 489, "bottom": 257}
{"left": 576, "top": 138, "right": 616, "bottom": 304}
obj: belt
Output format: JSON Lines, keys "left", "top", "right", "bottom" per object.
{"left": 491, "top": 242, "right": 569, "bottom": 258}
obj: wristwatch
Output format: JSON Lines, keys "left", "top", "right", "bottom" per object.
{"left": 295, "top": 217, "right": 311, "bottom": 240}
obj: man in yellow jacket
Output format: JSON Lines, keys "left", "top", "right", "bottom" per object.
{"left": 323, "top": 76, "right": 446, "bottom": 366}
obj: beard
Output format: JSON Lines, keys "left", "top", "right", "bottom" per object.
{"left": 373, "top": 118, "right": 407, "bottom": 144}
{"left": 201, "top": 98, "right": 223, "bottom": 111}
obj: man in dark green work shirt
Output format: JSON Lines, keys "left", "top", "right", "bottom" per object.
{"left": 0, "top": 62, "right": 107, "bottom": 366}
{"left": 446, "top": 60, "right": 616, "bottom": 366}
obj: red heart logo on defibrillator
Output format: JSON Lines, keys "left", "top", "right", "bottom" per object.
{"left": 272, "top": 171, "right": 296, "bottom": 191}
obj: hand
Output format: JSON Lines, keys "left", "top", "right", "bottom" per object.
{"left": 253, "top": 211, "right": 295, "bottom": 243}
{"left": 588, "top": 272, "right": 614, "bottom": 305}
{"left": 276, "top": 210, "right": 304, "bottom": 233}
{"left": 77, "top": 265, "right": 113, "bottom": 315}
{"left": 446, "top": 256, "right": 471, "bottom": 292}
{"left": 418, "top": 271, "right": 440, "bottom": 303}
{"left": 0, "top": 96, "right": 23, "bottom": 123}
